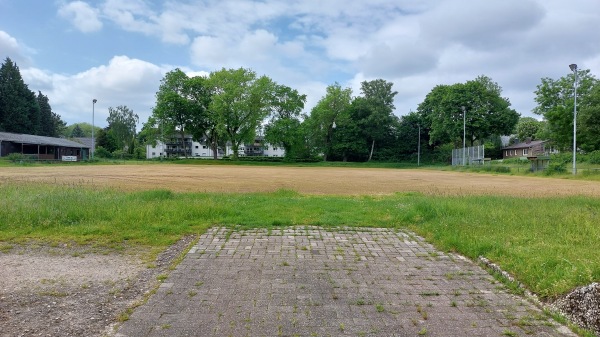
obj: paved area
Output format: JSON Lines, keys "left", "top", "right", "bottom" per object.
{"left": 116, "top": 227, "right": 574, "bottom": 337}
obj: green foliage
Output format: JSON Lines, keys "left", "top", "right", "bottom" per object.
{"left": 534, "top": 69, "right": 599, "bottom": 151}
{"left": 0, "top": 58, "right": 41, "bottom": 134}
{"left": 106, "top": 105, "right": 139, "bottom": 151}
{"left": 264, "top": 84, "right": 306, "bottom": 160}
{"left": 417, "top": 75, "right": 519, "bottom": 148}
{"left": 305, "top": 83, "right": 353, "bottom": 161}
{"left": 94, "top": 146, "right": 112, "bottom": 158}
{"left": 70, "top": 124, "right": 85, "bottom": 137}
{"left": 544, "top": 162, "right": 567, "bottom": 175}
{"left": 209, "top": 68, "right": 275, "bottom": 160}
{"left": 6, "top": 153, "right": 27, "bottom": 162}
{"left": 515, "top": 117, "right": 543, "bottom": 142}
{"left": 588, "top": 150, "right": 600, "bottom": 164}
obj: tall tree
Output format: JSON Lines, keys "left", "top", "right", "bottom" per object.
{"left": 264, "top": 84, "right": 306, "bottom": 160}
{"left": 533, "top": 69, "right": 599, "bottom": 151}
{"left": 37, "top": 91, "right": 64, "bottom": 137}
{"left": 106, "top": 105, "right": 139, "bottom": 151}
{"left": 417, "top": 76, "right": 519, "bottom": 147}
{"left": 357, "top": 79, "right": 398, "bottom": 161}
{"left": 0, "top": 57, "right": 41, "bottom": 134}
{"left": 306, "top": 83, "right": 352, "bottom": 161}
{"left": 152, "top": 69, "right": 209, "bottom": 158}
{"left": 209, "top": 68, "right": 275, "bottom": 160}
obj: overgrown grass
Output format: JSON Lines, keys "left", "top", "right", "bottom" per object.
{"left": 0, "top": 182, "right": 598, "bottom": 299}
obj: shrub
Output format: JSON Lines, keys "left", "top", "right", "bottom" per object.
{"left": 6, "top": 153, "right": 27, "bottom": 162}
{"left": 544, "top": 162, "right": 566, "bottom": 175}
{"left": 588, "top": 150, "right": 600, "bottom": 164}
{"left": 94, "top": 146, "right": 112, "bottom": 158}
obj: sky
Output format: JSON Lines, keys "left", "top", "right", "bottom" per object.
{"left": 1, "top": 0, "right": 600, "bottom": 130}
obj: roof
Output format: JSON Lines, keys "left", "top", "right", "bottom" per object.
{"left": 502, "top": 140, "right": 545, "bottom": 150}
{"left": 0, "top": 132, "right": 90, "bottom": 149}
{"left": 73, "top": 137, "right": 93, "bottom": 148}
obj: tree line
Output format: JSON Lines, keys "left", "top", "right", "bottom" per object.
{"left": 0, "top": 58, "right": 65, "bottom": 137}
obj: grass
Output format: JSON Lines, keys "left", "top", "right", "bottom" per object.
{"left": 0, "top": 181, "right": 599, "bottom": 299}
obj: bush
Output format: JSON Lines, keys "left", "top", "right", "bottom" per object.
{"left": 544, "top": 162, "right": 567, "bottom": 175}
{"left": 588, "top": 150, "right": 600, "bottom": 164}
{"left": 6, "top": 153, "right": 27, "bottom": 162}
{"left": 94, "top": 146, "right": 112, "bottom": 158}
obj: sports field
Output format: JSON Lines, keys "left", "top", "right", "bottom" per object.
{"left": 1, "top": 164, "right": 599, "bottom": 197}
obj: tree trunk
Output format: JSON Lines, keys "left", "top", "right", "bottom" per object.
{"left": 180, "top": 130, "right": 187, "bottom": 158}
{"left": 368, "top": 139, "right": 375, "bottom": 161}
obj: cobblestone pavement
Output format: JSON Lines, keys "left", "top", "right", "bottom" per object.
{"left": 116, "top": 227, "right": 575, "bottom": 337}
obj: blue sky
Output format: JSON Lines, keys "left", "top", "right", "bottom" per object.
{"left": 1, "top": 0, "right": 600, "bottom": 129}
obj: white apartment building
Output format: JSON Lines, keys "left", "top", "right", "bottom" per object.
{"left": 146, "top": 135, "right": 285, "bottom": 159}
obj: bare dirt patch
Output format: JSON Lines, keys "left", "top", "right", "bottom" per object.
{"left": 1, "top": 164, "right": 600, "bottom": 197}
{"left": 0, "top": 237, "right": 195, "bottom": 337}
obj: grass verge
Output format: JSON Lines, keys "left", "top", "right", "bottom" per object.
{"left": 0, "top": 182, "right": 598, "bottom": 299}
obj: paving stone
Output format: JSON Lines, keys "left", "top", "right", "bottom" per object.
{"left": 116, "top": 227, "right": 576, "bottom": 337}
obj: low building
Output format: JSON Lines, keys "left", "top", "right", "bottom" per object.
{"left": 502, "top": 140, "right": 546, "bottom": 159}
{"left": 0, "top": 132, "right": 90, "bottom": 161}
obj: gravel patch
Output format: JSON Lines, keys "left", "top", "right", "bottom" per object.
{"left": 0, "top": 236, "right": 195, "bottom": 337}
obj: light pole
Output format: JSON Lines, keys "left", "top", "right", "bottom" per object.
{"left": 417, "top": 124, "right": 421, "bottom": 167}
{"left": 462, "top": 106, "right": 466, "bottom": 166}
{"left": 569, "top": 64, "right": 578, "bottom": 175}
{"left": 92, "top": 99, "right": 97, "bottom": 159}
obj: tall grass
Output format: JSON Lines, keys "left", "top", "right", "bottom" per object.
{"left": 1, "top": 182, "right": 598, "bottom": 299}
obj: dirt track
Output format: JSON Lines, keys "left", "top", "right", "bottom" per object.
{"left": 1, "top": 164, "right": 600, "bottom": 197}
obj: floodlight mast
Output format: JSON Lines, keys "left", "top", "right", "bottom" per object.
{"left": 92, "top": 99, "right": 97, "bottom": 160}
{"left": 569, "top": 64, "right": 577, "bottom": 175}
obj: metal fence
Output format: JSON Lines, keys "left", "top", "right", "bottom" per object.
{"left": 452, "top": 145, "right": 485, "bottom": 166}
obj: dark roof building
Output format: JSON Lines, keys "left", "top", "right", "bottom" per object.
{"left": 0, "top": 132, "right": 90, "bottom": 161}
{"left": 502, "top": 139, "right": 546, "bottom": 159}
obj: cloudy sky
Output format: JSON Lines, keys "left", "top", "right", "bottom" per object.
{"left": 1, "top": 0, "right": 599, "bottom": 129}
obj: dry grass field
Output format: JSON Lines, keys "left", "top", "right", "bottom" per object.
{"left": 1, "top": 164, "right": 600, "bottom": 197}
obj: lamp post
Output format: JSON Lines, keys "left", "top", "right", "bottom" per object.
{"left": 461, "top": 106, "right": 466, "bottom": 166}
{"left": 92, "top": 99, "right": 97, "bottom": 159}
{"left": 417, "top": 124, "right": 421, "bottom": 166}
{"left": 569, "top": 64, "right": 578, "bottom": 175}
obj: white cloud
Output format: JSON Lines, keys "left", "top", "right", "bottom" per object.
{"left": 0, "top": 30, "right": 35, "bottom": 67}
{"left": 58, "top": 1, "right": 103, "bottom": 33}
{"left": 21, "top": 56, "right": 166, "bottom": 128}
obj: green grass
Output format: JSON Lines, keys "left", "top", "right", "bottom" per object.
{"left": 0, "top": 182, "right": 599, "bottom": 299}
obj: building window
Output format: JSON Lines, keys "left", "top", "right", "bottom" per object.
{"left": 523, "top": 148, "right": 528, "bottom": 155}
{"left": 152, "top": 152, "right": 155, "bottom": 156}
{"left": 195, "top": 145, "right": 199, "bottom": 149}
{"left": 203, "top": 145, "right": 207, "bottom": 149}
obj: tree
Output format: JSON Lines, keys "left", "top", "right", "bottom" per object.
{"left": 152, "top": 69, "right": 209, "bottom": 158}
{"left": 96, "top": 128, "right": 118, "bottom": 152}
{"left": 417, "top": 76, "right": 519, "bottom": 148}
{"left": 71, "top": 124, "right": 85, "bottom": 137}
{"left": 106, "top": 105, "right": 139, "bottom": 151}
{"left": 62, "top": 123, "right": 99, "bottom": 138}
{"left": 356, "top": 79, "right": 398, "bottom": 161}
{"left": 209, "top": 68, "right": 275, "bottom": 160}
{"left": 515, "top": 117, "right": 542, "bottom": 142}
{"left": 0, "top": 57, "right": 41, "bottom": 134}
{"left": 306, "top": 83, "right": 352, "bottom": 161}
{"left": 36, "top": 91, "right": 64, "bottom": 137}
{"left": 533, "top": 69, "right": 599, "bottom": 151}
{"left": 264, "top": 84, "right": 306, "bottom": 160}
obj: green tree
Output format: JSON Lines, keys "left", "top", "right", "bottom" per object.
{"left": 96, "top": 128, "right": 118, "bottom": 153}
{"left": 106, "top": 105, "right": 139, "bottom": 151}
{"left": 71, "top": 124, "right": 85, "bottom": 137}
{"left": 417, "top": 76, "right": 519, "bottom": 148}
{"left": 0, "top": 57, "right": 41, "bottom": 134}
{"left": 533, "top": 69, "right": 599, "bottom": 151}
{"left": 306, "top": 83, "right": 352, "bottom": 161}
{"left": 37, "top": 91, "right": 64, "bottom": 137}
{"left": 515, "top": 117, "right": 542, "bottom": 142}
{"left": 355, "top": 79, "right": 398, "bottom": 161}
{"left": 208, "top": 68, "right": 275, "bottom": 160}
{"left": 152, "top": 69, "right": 209, "bottom": 158}
{"left": 264, "top": 84, "right": 306, "bottom": 160}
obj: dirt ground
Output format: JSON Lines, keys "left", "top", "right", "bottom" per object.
{"left": 1, "top": 164, "right": 600, "bottom": 197}
{"left": 2, "top": 164, "right": 600, "bottom": 336}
